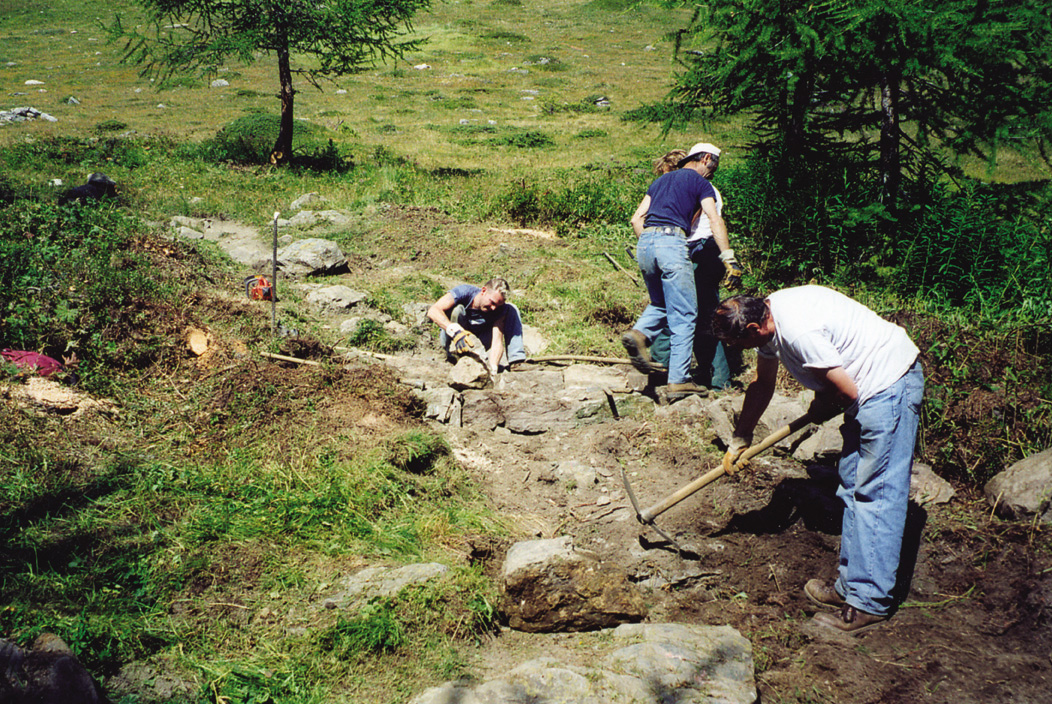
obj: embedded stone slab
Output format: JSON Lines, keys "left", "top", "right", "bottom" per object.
{"left": 409, "top": 622, "right": 756, "bottom": 704}
{"left": 502, "top": 536, "right": 647, "bottom": 633}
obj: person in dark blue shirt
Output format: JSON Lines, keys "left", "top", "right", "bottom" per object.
{"left": 621, "top": 142, "right": 740, "bottom": 400}
{"left": 427, "top": 277, "right": 525, "bottom": 373}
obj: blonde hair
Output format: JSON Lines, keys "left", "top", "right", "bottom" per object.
{"left": 483, "top": 277, "right": 510, "bottom": 296}
{"left": 653, "top": 149, "right": 688, "bottom": 175}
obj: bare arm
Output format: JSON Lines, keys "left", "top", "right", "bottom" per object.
{"left": 630, "top": 195, "right": 651, "bottom": 237}
{"left": 734, "top": 354, "right": 779, "bottom": 440}
{"left": 488, "top": 313, "right": 506, "bottom": 371}
{"left": 427, "top": 292, "right": 458, "bottom": 331}
{"left": 813, "top": 366, "right": 859, "bottom": 405}
{"left": 699, "top": 196, "right": 730, "bottom": 252}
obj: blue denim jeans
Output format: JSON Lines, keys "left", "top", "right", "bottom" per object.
{"left": 632, "top": 227, "right": 697, "bottom": 384}
{"left": 648, "top": 238, "right": 743, "bottom": 388}
{"left": 835, "top": 360, "right": 924, "bottom": 616}
{"left": 440, "top": 303, "right": 526, "bottom": 366}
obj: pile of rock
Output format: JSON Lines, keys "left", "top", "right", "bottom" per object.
{"left": 1, "top": 107, "right": 58, "bottom": 125}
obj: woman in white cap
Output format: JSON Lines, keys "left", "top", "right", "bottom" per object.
{"left": 681, "top": 143, "right": 744, "bottom": 388}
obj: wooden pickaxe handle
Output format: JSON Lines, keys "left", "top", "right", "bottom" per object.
{"left": 637, "top": 413, "right": 813, "bottom": 524}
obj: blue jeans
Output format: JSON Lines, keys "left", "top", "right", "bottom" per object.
{"left": 440, "top": 303, "right": 526, "bottom": 366}
{"left": 632, "top": 227, "right": 697, "bottom": 385}
{"left": 648, "top": 238, "right": 743, "bottom": 388}
{"left": 835, "top": 360, "right": 924, "bottom": 616}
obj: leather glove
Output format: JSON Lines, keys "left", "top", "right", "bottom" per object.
{"left": 722, "top": 434, "right": 752, "bottom": 475}
{"left": 447, "top": 325, "right": 481, "bottom": 356}
{"left": 720, "top": 249, "right": 743, "bottom": 290}
{"left": 808, "top": 394, "right": 844, "bottom": 424}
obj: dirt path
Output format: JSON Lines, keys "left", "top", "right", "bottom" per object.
{"left": 206, "top": 211, "right": 1052, "bottom": 704}
{"left": 438, "top": 394, "right": 1051, "bottom": 703}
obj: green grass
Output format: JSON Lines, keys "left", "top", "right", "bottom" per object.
{"left": 1, "top": 0, "right": 1051, "bottom": 702}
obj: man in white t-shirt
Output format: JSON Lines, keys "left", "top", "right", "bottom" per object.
{"left": 712, "top": 286, "right": 924, "bottom": 634}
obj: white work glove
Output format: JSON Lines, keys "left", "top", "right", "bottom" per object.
{"left": 446, "top": 323, "right": 464, "bottom": 338}
{"left": 719, "top": 249, "right": 743, "bottom": 291}
{"left": 722, "top": 433, "right": 752, "bottom": 475}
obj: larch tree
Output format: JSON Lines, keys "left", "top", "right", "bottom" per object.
{"left": 669, "top": 0, "right": 1052, "bottom": 209}
{"left": 113, "top": 0, "right": 430, "bottom": 164}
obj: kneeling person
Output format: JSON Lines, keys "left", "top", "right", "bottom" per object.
{"left": 427, "top": 277, "right": 526, "bottom": 373}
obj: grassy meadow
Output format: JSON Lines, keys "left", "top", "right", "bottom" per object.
{"left": 1, "top": 0, "right": 1051, "bottom": 702}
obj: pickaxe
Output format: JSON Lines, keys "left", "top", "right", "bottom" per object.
{"left": 622, "top": 413, "right": 814, "bottom": 555}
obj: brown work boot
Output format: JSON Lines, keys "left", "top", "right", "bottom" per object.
{"left": 666, "top": 381, "right": 709, "bottom": 400}
{"left": 621, "top": 329, "right": 657, "bottom": 374}
{"left": 804, "top": 579, "right": 846, "bottom": 610}
{"left": 813, "top": 605, "right": 888, "bottom": 634}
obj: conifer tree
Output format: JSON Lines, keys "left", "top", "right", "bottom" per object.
{"left": 671, "top": 0, "right": 1052, "bottom": 208}
{"left": 114, "top": 0, "right": 429, "bottom": 164}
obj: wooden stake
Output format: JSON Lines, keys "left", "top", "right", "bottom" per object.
{"left": 603, "top": 251, "right": 640, "bottom": 287}
{"left": 271, "top": 211, "right": 279, "bottom": 335}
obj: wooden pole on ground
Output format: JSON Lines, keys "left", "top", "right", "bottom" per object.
{"left": 603, "top": 251, "right": 640, "bottom": 287}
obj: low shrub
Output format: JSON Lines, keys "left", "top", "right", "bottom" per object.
{"left": 345, "top": 319, "right": 416, "bottom": 353}
{"left": 487, "top": 130, "right": 555, "bottom": 149}
{"left": 0, "top": 200, "right": 176, "bottom": 390}
{"left": 1, "top": 135, "right": 151, "bottom": 171}
{"left": 499, "top": 169, "right": 643, "bottom": 232}
{"left": 201, "top": 114, "right": 352, "bottom": 170}
{"left": 621, "top": 100, "right": 706, "bottom": 129}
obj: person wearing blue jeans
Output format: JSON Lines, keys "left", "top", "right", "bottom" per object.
{"left": 427, "top": 278, "right": 526, "bottom": 373}
{"left": 621, "top": 142, "right": 742, "bottom": 400}
{"left": 713, "top": 286, "right": 923, "bottom": 634}
{"left": 648, "top": 238, "right": 744, "bottom": 389}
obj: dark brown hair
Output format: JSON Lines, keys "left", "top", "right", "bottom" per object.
{"left": 711, "top": 296, "right": 768, "bottom": 341}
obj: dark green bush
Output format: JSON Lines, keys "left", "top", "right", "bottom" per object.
{"left": 499, "top": 169, "right": 643, "bottom": 232}
{"left": 480, "top": 30, "right": 529, "bottom": 42}
{"left": 201, "top": 114, "right": 352, "bottom": 170}
{"left": 541, "top": 96, "right": 604, "bottom": 115}
{"left": 1, "top": 135, "right": 150, "bottom": 171}
{"left": 621, "top": 101, "right": 706, "bottom": 129}
{"left": 488, "top": 130, "right": 554, "bottom": 149}
{"left": 723, "top": 152, "right": 1052, "bottom": 320}
{"left": 94, "top": 119, "right": 128, "bottom": 133}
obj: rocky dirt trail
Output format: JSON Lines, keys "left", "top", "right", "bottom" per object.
{"left": 356, "top": 333, "right": 1052, "bottom": 704}
{"left": 183, "top": 210, "right": 1052, "bottom": 704}
{"left": 426, "top": 372, "right": 1052, "bottom": 704}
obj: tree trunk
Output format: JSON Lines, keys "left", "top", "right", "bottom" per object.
{"left": 879, "top": 68, "right": 901, "bottom": 210}
{"left": 787, "top": 68, "right": 811, "bottom": 162}
{"left": 272, "top": 44, "right": 294, "bottom": 165}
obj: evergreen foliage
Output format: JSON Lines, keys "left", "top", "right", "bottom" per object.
{"left": 111, "top": 0, "right": 430, "bottom": 164}
{"left": 669, "top": 0, "right": 1052, "bottom": 207}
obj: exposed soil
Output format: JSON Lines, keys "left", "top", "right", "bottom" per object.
{"left": 34, "top": 211, "right": 1048, "bottom": 703}
{"left": 445, "top": 411, "right": 1051, "bottom": 704}
{"left": 334, "top": 207, "right": 1052, "bottom": 703}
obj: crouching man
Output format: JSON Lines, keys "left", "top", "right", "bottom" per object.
{"left": 427, "top": 277, "right": 526, "bottom": 374}
{"left": 712, "top": 286, "right": 923, "bottom": 634}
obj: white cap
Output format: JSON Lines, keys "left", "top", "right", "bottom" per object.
{"left": 677, "top": 142, "right": 722, "bottom": 168}
{"left": 687, "top": 142, "right": 720, "bottom": 158}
